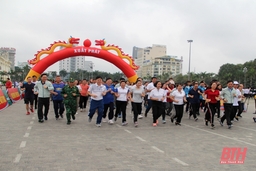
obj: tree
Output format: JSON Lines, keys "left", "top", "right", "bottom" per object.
{"left": 59, "top": 69, "right": 68, "bottom": 80}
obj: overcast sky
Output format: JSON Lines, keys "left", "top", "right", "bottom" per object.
{"left": 1, "top": 0, "right": 256, "bottom": 75}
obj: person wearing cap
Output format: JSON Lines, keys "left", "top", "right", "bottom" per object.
{"left": 88, "top": 76, "right": 107, "bottom": 127}
{"left": 61, "top": 78, "right": 80, "bottom": 125}
{"left": 230, "top": 81, "right": 241, "bottom": 122}
{"left": 220, "top": 80, "right": 237, "bottom": 129}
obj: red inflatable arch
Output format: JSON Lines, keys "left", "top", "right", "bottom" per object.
{"left": 26, "top": 38, "right": 139, "bottom": 83}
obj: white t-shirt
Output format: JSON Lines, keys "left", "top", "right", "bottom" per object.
{"left": 233, "top": 89, "right": 241, "bottom": 106}
{"left": 116, "top": 87, "right": 129, "bottom": 101}
{"left": 146, "top": 82, "right": 155, "bottom": 99}
{"left": 149, "top": 88, "right": 165, "bottom": 101}
{"left": 88, "top": 83, "right": 106, "bottom": 101}
{"left": 163, "top": 89, "right": 168, "bottom": 103}
{"left": 171, "top": 90, "right": 185, "bottom": 105}
{"left": 130, "top": 86, "right": 144, "bottom": 103}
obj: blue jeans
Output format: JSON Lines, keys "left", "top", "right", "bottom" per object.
{"left": 145, "top": 99, "right": 152, "bottom": 115}
{"left": 88, "top": 99, "right": 104, "bottom": 124}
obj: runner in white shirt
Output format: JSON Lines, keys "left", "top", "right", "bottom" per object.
{"left": 145, "top": 77, "right": 157, "bottom": 117}
{"left": 130, "top": 80, "right": 145, "bottom": 127}
{"left": 32, "top": 75, "right": 38, "bottom": 110}
{"left": 170, "top": 84, "right": 187, "bottom": 125}
{"left": 161, "top": 82, "right": 169, "bottom": 124}
{"left": 114, "top": 81, "right": 131, "bottom": 126}
{"left": 88, "top": 76, "right": 107, "bottom": 127}
{"left": 149, "top": 81, "right": 166, "bottom": 127}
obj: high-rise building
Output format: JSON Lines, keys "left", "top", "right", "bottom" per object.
{"left": 59, "top": 56, "right": 93, "bottom": 73}
{"left": 0, "top": 51, "right": 11, "bottom": 80}
{"left": 133, "top": 44, "right": 167, "bottom": 77}
{"left": 0, "top": 47, "right": 16, "bottom": 71}
{"left": 17, "top": 61, "right": 29, "bottom": 68}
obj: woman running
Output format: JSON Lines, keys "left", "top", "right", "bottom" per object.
{"left": 130, "top": 80, "right": 145, "bottom": 127}
{"left": 170, "top": 84, "right": 187, "bottom": 126}
{"left": 204, "top": 82, "right": 220, "bottom": 128}
{"left": 114, "top": 81, "right": 130, "bottom": 126}
{"left": 149, "top": 81, "right": 166, "bottom": 127}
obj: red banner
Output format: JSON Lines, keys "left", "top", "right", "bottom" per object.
{"left": 7, "top": 88, "right": 21, "bottom": 102}
{"left": 0, "top": 89, "right": 9, "bottom": 111}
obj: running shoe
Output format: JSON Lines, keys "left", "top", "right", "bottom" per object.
{"left": 108, "top": 120, "right": 114, "bottom": 125}
{"left": 194, "top": 118, "right": 198, "bottom": 121}
{"left": 88, "top": 117, "right": 92, "bottom": 122}
{"left": 162, "top": 120, "right": 166, "bottom": 124}
{"left": 102, "top": 118, "right": 107, "bottom": 123}
{"left": 30, "top": 109, "right": 34, "bottom": 113}
{"left": 26, "top": 111, "right": 30, "bottom": 115}
{"left": 153, "top": 123, "right": 157, "bottom": 127}
{"left": 138, "top": 114, "right": 143, "bottom": 119}
{"left": 134, "top": 122, "right": 138, "bottom": 127}
{"left": 122, "top": 122, "right": 128, "bottom": 126}
{"left": 96, "top": 123, "right": 101, "bottom": 127}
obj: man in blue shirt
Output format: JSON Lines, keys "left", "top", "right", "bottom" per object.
{"left": 102, "top": 78, "right": 116, "bottom": 124}
{"left": 188, "top": 82, "right": 203, "bottom": 121}
{"left": 52, "top": 75, "right": 65, "bottom": 120}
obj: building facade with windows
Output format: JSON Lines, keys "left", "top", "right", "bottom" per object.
{"left": 59, "top": 56, "right": 93, "bottom": 73}
{"left": 0, "top": 51, "right": 11, "bottom": 80}
{"left": 0, "top": 47, "right": 16, "bottom": 71}
{"left": 133, "top": 44, "right": 166, "bottom": 77}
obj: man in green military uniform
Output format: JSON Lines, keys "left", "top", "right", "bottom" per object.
{"left": 61, "top": 78, "right": 80, "bottom": 125}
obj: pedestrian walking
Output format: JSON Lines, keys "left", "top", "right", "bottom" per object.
{"left": 79, "top": 79, "right": 89, "bottom": 112}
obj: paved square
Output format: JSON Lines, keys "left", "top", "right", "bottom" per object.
{"left": 0, "top": 100, "right": 255, "bottom": 171}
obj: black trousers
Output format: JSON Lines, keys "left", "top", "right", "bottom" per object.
{"left": 221, "top": 103, "right": 232, "bottom": 125}
{"left": 115, "top": 100, "right": 127, "bottom": 123}
{"left": 205, "top": 103, "right": 217, "bottom": 124}
{"left": 190, "top": 103, "right": 200, "bottom": 119}
{"left": 216, "top": 100, "right": 220, "bottom": 118}
{"left": 152, "top": 101, "right": 163, "bottom": 123}
{"left": 38, "top": 98, "right": 50, "bottom": 120}
{"left": 237, "top": 101, "right": 244, "bottom": 116}
{"left": 174, "top": 104, "right": 184, "bottom": 123}
{"left": 231, "top": 105, "right": 239, "bottom": 120}
{"left": 132, "top": 102, "right": 142, "bottom": 123}
{"left": 166, "top": 102, "right": 173, "bottom": 116}
{"left": 34, "top": 94, "right": 38, "bottom": 109}
{"left": 162, "top": 102, "right": 166, "bottom": 120}
{"left": 79, "top": 96, "right": 88, "bottom": 109}
{"left": 103, "top": 102, "right": 114, "bottom": 120}
{"left": 53, "top": 100, "right": 65, "bottom": 118}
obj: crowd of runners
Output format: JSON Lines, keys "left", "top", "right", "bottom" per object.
{"left": 20, "top": 73, "right": 256, "bottom": 128}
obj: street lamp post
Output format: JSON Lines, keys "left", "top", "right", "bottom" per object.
{"left": 187, "top": 40, "right": 193, "bottom": 81}
{"left": 243, "top": 67, "right": 247, "bottom": 87}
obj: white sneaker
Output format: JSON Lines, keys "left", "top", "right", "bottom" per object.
{"left": 96, "top": 123, "right": 101, "bottom": 127}
{"left": 80, "top": 109, "right": 83, "bottom": 112}
{"left": 138, "top": 114, "right": 143, "bottom": 119}
{"left": 108, "top": 120, "right": 114, "bottom": 125}
{"left": 102, "top": 118, "right": 107, "bottom": 123}
{"left": 76, "top": 112, "right": 78, "bottom": 115}
{"left": 122, "top": 122, "right": 128, "bottom": 126}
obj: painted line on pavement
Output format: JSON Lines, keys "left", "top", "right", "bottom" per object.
{"left": 151, "top": 146, "right": 164, "bottom": 153}
{"left": 116, "top": 124, "right": 121, "bottom": 128}
{"left": 20, "top": 141, "right": 26, "bottom": 148}
{"left": 13, "top": 154, "right": 22, "bottom": 163}
{"left": 24, "top": 133, "right": 29, "bottom": 138}
{"left": 124, "top": 129, "right": 132, "bottom": 134}
{"left": 135, "top": 136, "right": 146, "bottom": 142}
{"left": 183, "top": 124, "right": 256, "bottom": 147}
{"left": 27, "top": 126, "right": 32, "bottom": 130}
{"left": 172, "top": 158, "right": 189, "bottom": 166}
{"left": 234, "top": 125, "right": 256, "bottom": 132}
